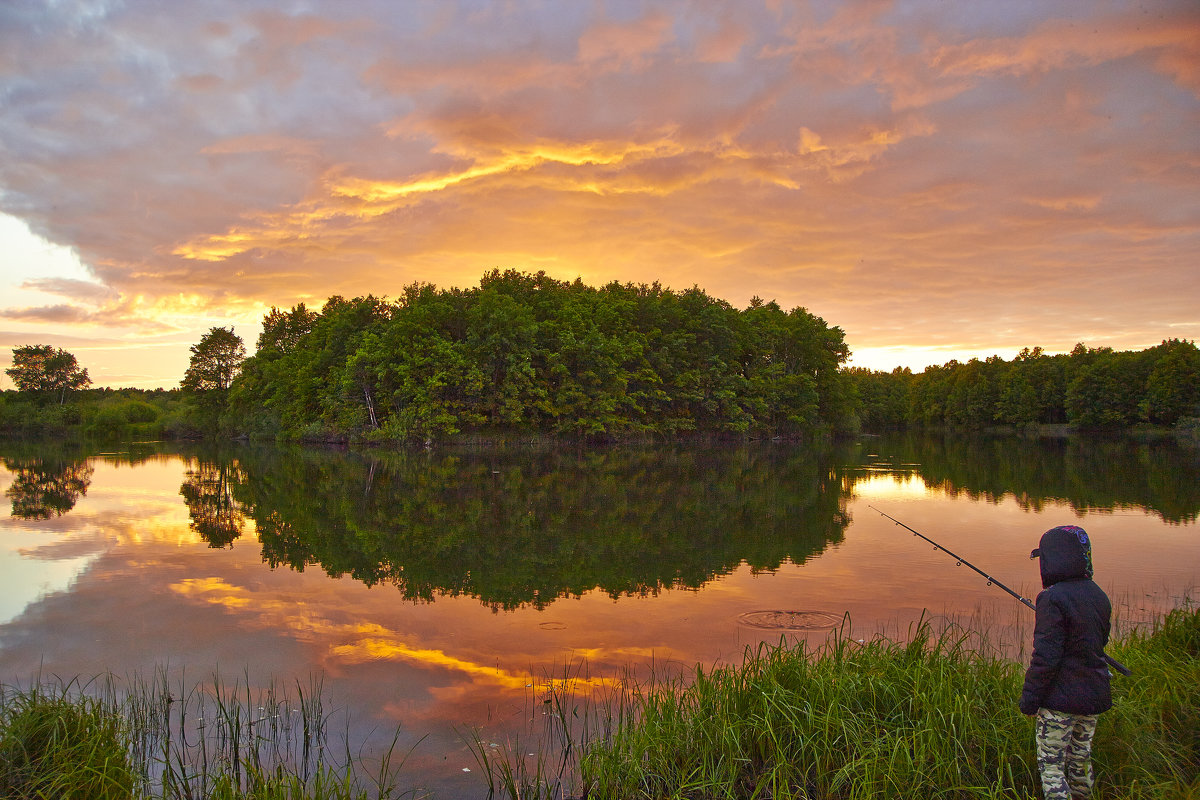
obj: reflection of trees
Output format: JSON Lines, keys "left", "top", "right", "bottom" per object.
{"left": 854, "top": 432, "right": 1200, "bottom": 524}
{"left": 4, "top": 459, "right": 94, "bottom": 519}
{"left": 180, "top": 461, "right": 247, "bottom": 548}
{"left": 231, "top": 444, "right": 854, "bottom": 609}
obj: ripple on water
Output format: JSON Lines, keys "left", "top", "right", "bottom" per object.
{"left": 736, "top": 610, "right": 844, "bottom": 631}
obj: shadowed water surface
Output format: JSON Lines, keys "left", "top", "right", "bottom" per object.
{"left": 0, "top": 434, "right": 1196, "bottom": 796}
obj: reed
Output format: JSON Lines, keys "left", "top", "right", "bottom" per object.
{"left": 465, "top": 660, "right": 624, "bottom": 800}
{"left": 0, "top": 670, "right": 414, "bottom": 800}
{"left": 1094, "top": 604, "right": 1200, "bottom": 799}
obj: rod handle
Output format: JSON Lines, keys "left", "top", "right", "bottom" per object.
{"left": 1105, "top": 653, "right": 1133, "bottom": 677}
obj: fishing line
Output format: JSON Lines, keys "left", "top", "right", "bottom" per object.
{"left": 868, "top": 505, "right": 1132, "bottom": 676}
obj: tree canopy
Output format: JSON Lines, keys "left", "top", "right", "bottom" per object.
{"left": 226, "top": 270, "right": 854, "bottom": 441}
{"left": 5, "top": 345, "right": 91, "bottom": 403}
{"left": 849, "top": 339, "right": 1200, "bottom": 430}
{"left": 181, "top": 327, "right": 245, "bottom": 392}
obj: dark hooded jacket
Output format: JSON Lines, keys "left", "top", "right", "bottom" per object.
{"left": 1019, "top": 525, "right": 1112, "bottom": 716}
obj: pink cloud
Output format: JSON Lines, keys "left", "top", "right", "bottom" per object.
{"left": 930, "top": 11, "right": 1200, "bottom": 95}
{"left": 0, "top": 305, "right": 96, "bottom": 324}
{"left": 577, "top": 11, "right": 675, "bottom": 71}
{"left": 696, "top": 15, "right": 748, "bottom": 63}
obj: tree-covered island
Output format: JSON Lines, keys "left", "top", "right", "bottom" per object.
{"left": 2, "top": 269, "right": 1198, "bottom": 441}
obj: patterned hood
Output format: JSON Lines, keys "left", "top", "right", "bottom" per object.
{"left": 1032, "top": 525, "right": 1094, "bottom": 588}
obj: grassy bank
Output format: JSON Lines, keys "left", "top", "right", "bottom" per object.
{"left": 1, "top": 606, "right": 1196, "bottom": 799}
{"left": 559, "top": 605, "right": 1198, "bottom": 800}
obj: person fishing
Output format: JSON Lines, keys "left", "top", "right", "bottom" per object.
{"left": 1019, "top": 525, "right": 1113, "bottom": 800}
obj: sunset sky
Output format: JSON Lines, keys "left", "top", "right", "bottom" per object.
{"left": 1, "top": 0, "right": 1197, "bottom": 389}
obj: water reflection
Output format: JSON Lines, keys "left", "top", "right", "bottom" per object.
{"left": 232, "top": 444, "right": 854, "bottom": 609}
{"left": 4, "top": 457, "right": 93, "bottom": 520}
{"left": 855, "top": 432, "right": 1200, "bottom": 523}
{"left": 179, "top": 461, "right": 246, "bottom": 548}
{"left": 139, "top": 431, "right": 1200, "bottom": 609}
{"left": 0, "top": 434, "right": 1195, "bottom": 797}
{"left": 3, "top": 432, "right": 1195, "bottom": 601}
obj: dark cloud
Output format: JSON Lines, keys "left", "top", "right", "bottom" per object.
{"left": 0, "top": 304, "right": 96, "bottom": 324}
{"left": 21, "top": 278, "right": 118, "bottom": 303}
{"left": 0, "top": 301, "right": 176, "bottom": 334}
{"left": 0, "top": 331, "right": 135, "bottom": 348}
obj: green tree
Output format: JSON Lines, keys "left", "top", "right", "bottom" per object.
{"left": 997, "top": 370, "right": 1039, "bottom": 425}
{"left": 944, "top": 358, "right": 1003, "bottom": 426}
{"left": 256, "top": 304, "right": 318, "bottom": 354}
{"left": 219, "top": 272, "right": 857, "bottom": 440}
{"left": 181, "top": 327, "right": 246, "bottom": 434}
{"left": 182, "top": 327, "right": 246, "bottom": 392}
{"left": 846, "top": 367, "right": 910, "bottom": 429}
{"left": 466, "top": 286, "right": 541, "bottom": 426}
{"left": 5, "top": 345, "right": 91, "bottom": 404}
{"left": 1066, "top": 354, "right": 1143, "bottom": 428}
{"left": 1141, "top": 339, "right": 1200, "bottom": 425}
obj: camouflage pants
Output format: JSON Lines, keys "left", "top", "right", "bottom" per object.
{"left": 1035, "top": 708, "right": 1099, "bottom": 800}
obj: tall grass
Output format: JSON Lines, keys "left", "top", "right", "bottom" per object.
{"left": 464, "top": 660, "right": 624, "bottom": 800}
{"left": 578, "top": 616, "right": 1036, "bottom": 799}
{"left": 469, "top": 605, "right": 1198, "bottom": 800}
{"left": 0, "top": 679, "right": 134, "bottom": 799}
{"left": 566, "top": 606, "right": 1200, "bottom": 800}
{"left": 0, "top": 670, "right": 415, "bottom": 800}
{"left": 1098, "top": 604, "right": 1200, "bottom": 798}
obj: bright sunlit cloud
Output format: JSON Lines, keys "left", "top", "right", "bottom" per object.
{"left": 0, "top": 213, "right": 107, "bottom": 307}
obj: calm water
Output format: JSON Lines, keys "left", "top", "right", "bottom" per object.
{"left": 1, "top": 434, "right": 1196, "bottom": 796}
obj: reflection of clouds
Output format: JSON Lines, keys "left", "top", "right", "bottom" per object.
{"left": 0, "top": 548, "right": 97, "bottom": 626}
{"left": 3, "top": 509, "right": 202, "bottom": 548}
{"left": 16, "top": 535, "right": 111, "bottom": 562}
{"left": 170, "top": 577, "right": 619, "bottom": 695}
{"left": 0, "top": 480, "right": 203, "bottom": 624}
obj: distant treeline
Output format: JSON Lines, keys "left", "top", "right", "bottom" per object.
{"left": 0, "top": 387, "right": 197, "bottom": 439}
{"left": 3, "top": 270, "right": 1199, "bottom": 442}
{"left": 848, "top": 339, "right": 1200, "bottom": 431}
{"left": 227, "top": 269, "right": 855, "bottom": 441}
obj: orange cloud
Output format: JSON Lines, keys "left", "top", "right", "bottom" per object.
{"left": 931, "top": 12, "right": 1200, "bottom": 92}
{"left": 175, "top": 131, "right": 849, "bottom": 264}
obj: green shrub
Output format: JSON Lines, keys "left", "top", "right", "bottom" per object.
{"left": 121, "top": 401, "right": 160, "bottom": 423}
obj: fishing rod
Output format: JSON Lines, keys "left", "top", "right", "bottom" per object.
{"left": 868, "top": 505, "right": 1132, "bottom": 677}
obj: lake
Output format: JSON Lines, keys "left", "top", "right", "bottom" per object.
{"left": 0, "top": 433, "right": 1196, "bottom": 797}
